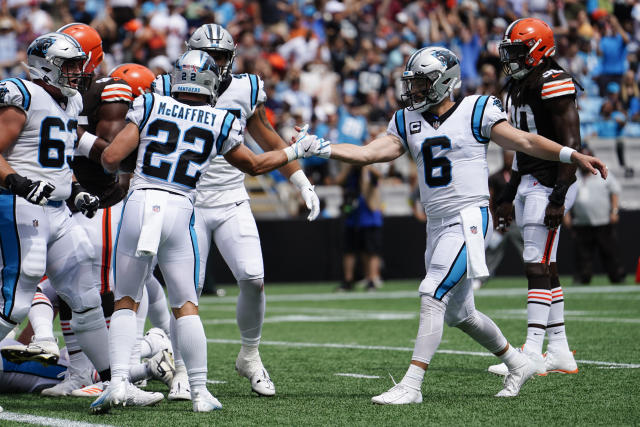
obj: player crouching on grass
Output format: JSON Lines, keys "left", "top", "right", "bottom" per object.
{"left": 288, "top": 47, "right": 607, "bottom": 403}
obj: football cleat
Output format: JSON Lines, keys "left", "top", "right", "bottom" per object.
{"left": 236, "top": 354, "right": 275, "bottom": 397}
{"left": 372, "top": 383, "right": 422, "bottom": 405}
{"left": 495, "top": 356, "right": 537, "bottom": 397}
{"left": 488, "top": 348, "right": 547, "bottom": 377}
{"left": 124, "top": 381, "right": 164, "bottom": 407}
{"left": 142, "top": 328, "right": 172, "bottom": 358}
{"left": 192, "top": 389, "right": 223, "bottom": 412}
{"left": 544, "top": 348, "right": 579, "bottom": 374}
{"left": 41, "top": 366, "right": 97, "bottom": 396}
{"left": 90, "top": 381, "right": 126, "bottom": 414}
{"left": 148, "top": 349, "right": 175, "bottom": 386}
{"left": 2, "top": 337, "right": 60, "bottom": 365}
{"left": 168, "top": 364, "right": 191, "bottom": 401}
{"left": 71, "top": 381, "right": 107, "bottom": 397}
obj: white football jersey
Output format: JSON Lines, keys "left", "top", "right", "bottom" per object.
{"left": 387, "top": 95, "right": 507, "bottom": 219}
{"left": 126, "top": 92, "right": 243, "bottom": 201}
{"left": 154, "top": 73, "right": 266, "bottom": 205}
{"left": 0, "top": 78, "right": 82, "bottom": 201}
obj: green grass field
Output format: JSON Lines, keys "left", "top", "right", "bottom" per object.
{"left": 2, "top": 277, "right": 639, "bottom": 426}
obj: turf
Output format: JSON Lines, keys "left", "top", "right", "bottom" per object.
{"left": 1, "top": 277, "right": 639, "bottom": 426}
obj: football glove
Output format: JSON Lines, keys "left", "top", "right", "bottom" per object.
{"left": 4, "top": 173, "right": 55, "bottom": 205}
{"left": 71, "top": 182, "right": 100, "bottom": 218}
{"left": 290, "top": 125, "right": 332, "bottom": 159}
{"left": 290, "top": 170, "right": 320, "bottom": 221}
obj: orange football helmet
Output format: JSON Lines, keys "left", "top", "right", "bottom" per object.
{"left": 58, "top": 23, "right": 104, "bottom": 74}
{"left": 499, "top": 18, "right": 555, "bottom": 79}
{"left": 109, "top": 63, "right": 156, "bottom": 96}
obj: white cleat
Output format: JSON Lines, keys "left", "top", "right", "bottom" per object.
{"left": 495, "top": 357, "right": 537, "bottom": 397}
{"left": 90, "top": 381, "right": 126, "bottom": 414}
{"left": 192, "top": 389, "right": 222, "bottom": 412}
{"left": 544, "top": 348, "right": 579, "bottom": 374}
{"left": 168, "top": 365, "right": 191, "bottom": 401}
{"left": 41, "top": 366, "right": 96, "bottom": 396}
{"left": 236, "top": 355, "right": 275, "bottom": 397}
{"left": 71, "top": 381, "right": 107, "bottom": 398}
{"left": 143, "top": 328, "right": 172, "bottom": 356}
{"left": 123, "top": 381, "right": 164, "bottom": 407}
{"left": 488, "top": 349, "right": 547, "bottom": 377}
{"left": 2, "top": 337, "right": 60, "bottom": 365}
{"left": 148, "top": 349, "right": 175, "bottom": 386}
{"left": 372, "top": 383, "right": 422, "bottom": 405}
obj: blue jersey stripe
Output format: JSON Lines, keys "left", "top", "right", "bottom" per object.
{"left": 189, "top": 210, "right": 200, "bottom": 294}
{"left": 140, "top": 93, "right": 155, "bottom": 130}
{"left": 0, "top": 194, "right": 20, "bottom": 319}
{"left": 395, "top": 110, "right": 408, "bottom": 150}
{"left": 1, "top": 358, "right": 67, "bottom": 379}
{"left": 216, "top": 112, "right": 236, "bottom": 153}
{"left": 5, "top": 78, "right": 31, "bottom": 110}
{"left": 248, "top": 74, "right": 258, "bottom": 109}
{"left": 471, "top": 95, "right": 490, "bottom": 143}
{"left": 162, "top": 74, "right": 171, "bottom": 96}
{"left": 481, "top": 206, "right": 489, "bottom": 236}
{"left": 434, "top": 243, "right": 468, "bottom": 300}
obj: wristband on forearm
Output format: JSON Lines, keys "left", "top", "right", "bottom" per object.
{"left": 548, "top": 182, "right": 570, "bottom": 206}
{"left": 289, "top": 169, "right": 311, "bottom": 189}
{"left": 76, "top": 131, "right": 98, "bottom": 157}
{"left": 559, "top": 146, "right": 576, "bottom": 163}
{"left": 283, "top": 146, "right": 298, "bottom": 162}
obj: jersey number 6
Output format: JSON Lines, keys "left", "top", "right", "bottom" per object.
{"left": 421, "top": 136, "right": 452, "bottom": 187}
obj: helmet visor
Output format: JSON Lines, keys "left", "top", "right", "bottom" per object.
{"left": 201, "top": 48, "right": 233, "bottom": 75}
{"left": 499, "top": 42, "right": 529, "bottom": 76}
{"left": 401, "top": 72, "right": 438, "bottom": 110}
{"left": 58, "top": 56, "right": 91, "bottom": 93}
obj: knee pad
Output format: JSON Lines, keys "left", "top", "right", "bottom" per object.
{"left": 21, "top": 239, "right": 46, "bottom": 281}
{"left": 454, "top": 311, "right": 480, "bottom": 332}
{"left": 61, "top": 286, "right": 101, "bottom": 313}
{"left": 70, "top": 306, "right": 105, "bottom": 333}
{"left": 522, "top": 246, "right": 541, "bottom": 264}
{"left": 238, "top": 278, "right": 264, "bottom": 295}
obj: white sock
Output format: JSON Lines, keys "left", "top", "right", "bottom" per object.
{"left": 145, "top": 277, "right": 171, "bottom": 334}
{"left": 237, "top": 279, "right": 265, "bottom": 347}
{"left": 499, "top": 345, "right": 526, "bottom": 370}
{"left": 411, "top": 295, "right": 445, "bottom": 364}
{"left": 175, "top": 315, "right": 207, "bottom": 393}
{"left": 109, "top": 309, "right": 137, "bottom": 385}
{"left": 170, "top": 313, "right": 184, "bottom": 367}
{"left": 400, "top": 364, "right": 425, "bottom": 391}
{"left": 29, "top": 292, "right": 55, "bottom": 341}
{"left": 129, "top": 361, "right": 151, "bottom": 383}
{"left": 69, "top": 349, "right": 92, "bottom": 371}
{"left": 130, "top": 289, "right": 148, "bottom": 367}
{"left": 547, "top": 287, "right": 570, "bottom": 352}
{"left": 524, "top": 289, "right": 551, "bottom": 354}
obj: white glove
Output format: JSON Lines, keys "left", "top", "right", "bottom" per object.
{"left": 286, "top": 124, "right": 332, "bottom": 160}
{"left": 290, "top": 170, "right": 320, "bottom": 221}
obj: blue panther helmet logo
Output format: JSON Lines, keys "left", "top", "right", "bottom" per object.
{"left": 431, "top": 49, "right": 459, "bottom": 70}
{"left": 27, "top": 37, "right": 55, "bottom": 58}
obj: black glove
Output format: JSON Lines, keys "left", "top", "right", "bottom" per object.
{"left": 5, "top": 173, "right": 55, "bottom": 205}
{"left": 70, "top": 182, "right": 100, "bottom": 218}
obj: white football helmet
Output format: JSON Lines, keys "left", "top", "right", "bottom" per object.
{"left": 27, "top": 32, "right": 88, "bottom": 96}
{"left": 172, "top": 50, "right": 221, "bottom": 105}
{"left": 187, "top": 24, "right": 236, "bottom": 77}
{"left": 401, "top": 47, "right": 461, "bottom": 113}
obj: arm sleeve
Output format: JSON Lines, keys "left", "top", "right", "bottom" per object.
{"left": 0, "top": 79, "right": 29, "bottom": 112}
{"left": 218, "top": 111, "right": 243, "bottom": 155}
{"left": 480, "top": 96, "right": 508, "bottom": 139}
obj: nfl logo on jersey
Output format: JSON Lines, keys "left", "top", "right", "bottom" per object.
{"left": 153, "top": 205, "right": 161, "bottom": 212}
{"left": 470, "top": 226, "right": 477, "bottom": 234}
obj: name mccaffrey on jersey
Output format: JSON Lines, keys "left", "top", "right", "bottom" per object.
{"left": 157, "top": 101, "right": 217, "bottom": 125}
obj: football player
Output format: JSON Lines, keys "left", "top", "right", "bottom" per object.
{"left": 294, "top": 47, "right": 606, "bottom": 403}
{"left": 90, "top": 51, "right": 314, "bottom": 413}
{"left": 489, "top": 18, "right": 582, "bottom": 376}
{"left": 153, "top": 24, "right": 318, "bottom": 399}
{"left": 0, "top": 33, "right": 111, "bottom": 394}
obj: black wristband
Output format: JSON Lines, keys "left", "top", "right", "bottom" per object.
{"left": 4, "top": 173, "right": 29, "bottom": 196}
{"left": 548, "top": 182, "right": 569, "bottom": 206}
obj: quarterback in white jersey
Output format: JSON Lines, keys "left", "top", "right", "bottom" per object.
{"left": 0, "top": 33, "right": 111, "bottom": 390}
{"left": 92, "top": 51, "right": 309, "bottom": 414}
{"left": 153, "top": 24, "right": 316, "bottom": 398}
{"left": 296, "top": 47, "right": 606, "bottom": 404}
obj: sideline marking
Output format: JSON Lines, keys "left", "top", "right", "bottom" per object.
{"left": 207, "top": 338, "right": 640, "bottom": 369}
{"left": 335, "top": 373, "right": 380, "bottom": 379}
{"left": 0, "top": 412, "right": 115, "bottom": 427}
{"left": 206, "top": 379, "right": 227, "bottom": 384}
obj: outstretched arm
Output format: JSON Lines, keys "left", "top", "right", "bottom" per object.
{"left": 224, "top": 143, "right": 290, "bottom": 176}
{"left": 329, "top": 134, "right": 406, "bottom": 165}
{"left": 101, "top": 122, "right": 140, "bottom": 173}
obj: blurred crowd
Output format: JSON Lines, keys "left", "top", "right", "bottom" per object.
{"left": 1, "top": 0, "right": 639, "bottom": 193}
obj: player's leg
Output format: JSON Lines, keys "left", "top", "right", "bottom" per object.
{"left": 144, "top": 272, "right": 170, "bottom": 334}
{"left": 129, "top": 286, "right": 149, "bottom": 385}
{"left": 159, "top": 199, "right": 220, "bottom": 412}
{"left": 212, "top": 202, "right": 274, "bottom": 396}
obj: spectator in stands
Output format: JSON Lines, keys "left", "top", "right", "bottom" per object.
{"left": 564, "top": 148, "right": 626, "bottom": 285}
{"left": 597, "top": 83, "right": 634, "bottom": 178}
{"left": 620, "top": 69, "right": 640, "bottom": 122}
{"left": 596, "top": 13, "right": 630, "bottom": 95}
{"left": 0, "top": 14, "right": 22, "bottom": 79}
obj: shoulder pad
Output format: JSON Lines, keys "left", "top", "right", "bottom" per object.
{"left": 540, "top": 69, "right": 576, "bottom": 100}
{"left": 0, "top": 78, "right": 31, "bottom": 111}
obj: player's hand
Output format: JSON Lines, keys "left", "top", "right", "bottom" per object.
{"left": 572, "top": 152, "right": 608, "bottom": 179}
{"left": 495, "top": 202, "right": 514, "bottom": 231}
{"left": 4, "top": 173, "right": 55, "bottom": 205}
{"left": 544, "top": 201, "right": 564, "bottom": 229}
{"left": 74, "top": 191, "right": 100, "bottom": 218}
{"left": 300, "top": 185, "right": 320, "bottom": 221}
{"left": 290, "top": 125, "right": 331, "bottom": 159}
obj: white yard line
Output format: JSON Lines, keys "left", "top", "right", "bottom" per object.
{"left": 199, "top": 285, "right": 640, "bottom": 304}
{"left": 206, "top": 338, "right": 640, "bottom": 369}
{"left": 206, "top": 379, "right": 227, "bottom": 384}
{"left": 0, "top": 412, "right": 115, "bottom": 427}
{"left": 335, "top": 373, "right": 380, "bottom": 379}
